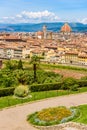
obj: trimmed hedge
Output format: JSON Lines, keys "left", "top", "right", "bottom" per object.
{"left": 77, "top": 80, "right": 87, "bottom": 87}
{"left": 30, "top": 82, "right": 63, "bottom": 92}
{"left": 61, "top": 77, "right": 77, "bottom": 90}
{"left": 0, "top": 79, "right": 87, "bottom": 97}
{"left": 0, "top": 87, "right": 15, "bottom": 97}
{"left": 30, "top": 79, "right": 87, "bottom": 92}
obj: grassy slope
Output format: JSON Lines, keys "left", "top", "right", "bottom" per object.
{"left": 73, "top": 104, "right": 87, "bottom": 124}
{"left": 41, "top": 63, "right": 87, "bottom": 72}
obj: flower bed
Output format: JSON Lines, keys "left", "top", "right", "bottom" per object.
{"left": 27, "top": 106, "right": 78, "bottom": 126}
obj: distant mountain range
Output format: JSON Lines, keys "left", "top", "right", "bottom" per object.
{"left": 0, "top": 22, "right": 87, "bottom": 32}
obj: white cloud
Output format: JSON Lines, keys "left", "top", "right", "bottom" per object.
{"left": 21, "top": 10, "right": 59, "bottom": 20}
{"left": 3, "top": 17, "right": 9, "bottom": 19}
{"left": 81, "top": 18, "right": 87, "bottom": 24}
{"left": 76, "top": 18, "right": 87, "bottom": 24}
{"left": 1, "top": 10, "right": 60, "bottom": 23}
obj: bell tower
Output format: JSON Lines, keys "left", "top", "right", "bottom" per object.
{"left": 43, "top": 25, "right": 47, "bottom": 39}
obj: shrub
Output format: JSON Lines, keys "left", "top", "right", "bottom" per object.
{"left": 2, "top": 76, "right": 18, "bottom": 87}
{"left": 5, "top": 60, "right": 18, "bottom": 70}
{"left": 17, "top": 59, "right": 23, "bottom": 69}
{"left": 30, "top": 82, "right": 62, "bottom": 92}
{"left": 81, "top": 76, "right": 87, "bottom": 80}
{"left": 35, "top": 70, "right": 62, "bottom": 84}
{"left": 0, "top": 87, "right": 15, "bottom": 97}
{"left": 0, "top": 67, "right": 63, "bottom": 87}
{"left": 77, "top": 80, "right": 87, "bottom": 87}
{"left": 62, "top": 77, "right": 78, "bottom": 90}
{"left": 14, "top": 70, "right": 28, "bottom": 85}
{"left": 70, "top": 84, "right": 79, "bottom": 91}
{"left": 0, "top": 69, "right": 19, "bottom": 88}
{"left": 14, "top": 85, "right": 29, "bottom": 98}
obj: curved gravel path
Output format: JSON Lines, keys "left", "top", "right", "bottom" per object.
{"left": 0, "top": 93, "right": 87, "bottom": 130}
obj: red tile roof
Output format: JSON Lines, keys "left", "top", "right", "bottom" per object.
{"left": 61, "top": 23, "right": 72, "bottom": 32}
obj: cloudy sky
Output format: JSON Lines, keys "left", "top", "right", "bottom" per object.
{"left": 0, "top": 0, "right": 87, "bottom": 24}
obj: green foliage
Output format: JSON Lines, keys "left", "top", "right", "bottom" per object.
{"left": 30, "top": 55, "right": 40, "bottom": 63}
{"left": 5, "top": 60, "right": 12, "bottom": 69}
{"left": 77, "top": 80, "right": 87, "bottom": 87}
{"left": 2, "top": 60, "right": 63, "bottom": 88}
{"left": 0, "top": 87, "right": 15, "bottom": 97}
{"left": 14, "top": 85, "right": 29, "bottom": 98}
{"left": 73, "top": 105, "right": 87, "bottom": 124}
{"left": 42, "top": 64, "right": 87, "bottom": 72}
{"left": 0, "top": 87, "right": 87, "bottom": 108}
{"left": 81, "top": 76, "right": 87, "bottom": 80}
{"left": 30, "top": 76, "right": 79, "bottom": 92}
{"left": 36, "top": 71, "right": 62, "bottom": 84}
{"left": 30, "top": 55, "right": 40, "bottom": 82}
{"left": 2, "top": 60, "right": 87, "bottom": 93}
{"left": 18, "top": 59, "right": 23, "bottom": 69}
{"left": 13, "top": 69, "right": 28, "bottom": 85}
{"left": 70, "top": 84, "right": 79, "bottom": 91}
{"left": 62, "top": 77, "right": 78, "bottom": 90}
{"left": 5, "top": 60, "right": 18, "bottom": 70}
{"left": 1, "top": 66, "right": 86, "bottom": 92}
{"left": 0, "top": 69, "right": 19, "bottom": 88}
{"left": 30, "top": 82, "right": 62, "bottom": 92}
{"left": 5, "top": 60, "right": 23, "bottom": 70}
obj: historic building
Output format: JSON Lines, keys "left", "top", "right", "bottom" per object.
{"left": 36, "top": 23, "right": 72, "bottom": 40}
{"left": 61, "top": 23, "right": 72, "bottom": 34}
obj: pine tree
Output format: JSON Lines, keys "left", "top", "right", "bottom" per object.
{"left": 18, "top": 59, "right": 23, "bottom": 69}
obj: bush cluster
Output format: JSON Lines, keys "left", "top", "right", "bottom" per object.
{"left": 61, "top": 77, "right": 79, "bottom": 91}
{"left": 1, "top": 60, "right": 87, "bottom": 97}
{"left": 14, "top": 85, "right": 29, "bottom": 98}
{"left": 0, "top": 69, "right": 62, "bottom": 88}
{"left": 0, "top": 87, "right": 15, "bottom": 97}
{"left": 77, "top": 80, "right": 87, "bottom": 87}
{"left": 0, "top": 69, "right": 19, "bottom": 88}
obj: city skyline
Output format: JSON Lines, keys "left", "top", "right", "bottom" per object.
{"left": 0, "top": 0, "right": 87, "bottom": 24}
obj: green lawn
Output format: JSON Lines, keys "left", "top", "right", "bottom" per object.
{"left": 0, "top": 87, "right": 87, "bottom": 109}
{"left": 41, "top": 63, "right": 87, "bottom": 72}
{"left": 73, "top": 104, "right": 87, "bottom": 124}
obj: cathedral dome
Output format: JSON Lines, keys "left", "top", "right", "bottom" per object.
{"left": 61, "top": 23, "right": 72, "bottom": 33}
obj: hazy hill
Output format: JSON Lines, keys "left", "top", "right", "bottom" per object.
{"left": 0, "top": 22, "right": 87, "bottom": 32}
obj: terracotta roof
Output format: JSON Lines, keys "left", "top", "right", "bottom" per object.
{"left": 78, "top": 54, "right": 87, "bottom": 58}
{"left": 37, "top": 31, "right": 43, "bottom": 35}
{"left": 61, "top": 23, "right": 72, "bottom": 32}
{"left": 65, "top": 51, "right": 78, "bottom": 55}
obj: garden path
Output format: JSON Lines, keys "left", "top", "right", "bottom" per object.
{"left": 0, "top": 92, "right": 87, "bottom": 130}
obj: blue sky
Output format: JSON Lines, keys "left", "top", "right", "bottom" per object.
{"left": 0, "top": 0, "right": 87, "bottom": 23}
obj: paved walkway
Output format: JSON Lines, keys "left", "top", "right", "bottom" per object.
{"left": 0, "top": 93, "right": 87, "bottom": 130}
